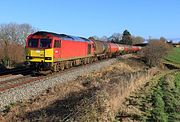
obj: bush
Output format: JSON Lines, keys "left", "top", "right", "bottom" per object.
{"left": 0, "top": 41, "right": 25, "bottom": 67}
{"left": 0, "top": 23, "right": 36, "bottom": 68}
{"left": 140, "top": 39, "right": 172, "bottom": 67}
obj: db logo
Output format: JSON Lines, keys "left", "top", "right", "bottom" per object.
{"left": 55, "top": 50, "right": 59, "bottom": 54}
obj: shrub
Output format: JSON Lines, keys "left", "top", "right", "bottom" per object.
{"left": 0, "top": 41, "right": 25, "bottom": 67}
{"left": 140, "top": 39, "right": 172, "bottom": 67}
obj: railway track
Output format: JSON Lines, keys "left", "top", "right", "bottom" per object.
{"left": 0, "top": 66, "right": 34, "bottom": 91}
{"left": 0, "top": 66, "right": 89, "bottom": 92}
{"left": 0, "top": 75, "right": 44, "bottom": 92}
{"left": 0, "top": 54, "right": 134, "bottom": 93}
{"left": 0, "top": 66, "right": 32, "bottom": 82}
{"left": 0, "top": 67, "right": 31, "bottom": 76}
{"left": 0, "top": 58, "right": 113, "bottom": 92}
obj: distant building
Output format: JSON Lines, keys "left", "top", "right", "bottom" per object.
{"left": 174, "top": 43, "right": 180, "bottom": 47}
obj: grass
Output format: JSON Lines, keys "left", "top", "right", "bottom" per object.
{"left": 147, "top": 71, "right": 180, "bottom": 121}
{"left": 116, "top": 70, "right": 180, "bottom": 122}
{"left": 165, "top": 47, "right": 180, "bottom": 65}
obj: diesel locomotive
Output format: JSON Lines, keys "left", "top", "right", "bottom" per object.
{"left": 25, "top": 31, "right": 141, "bottom": 72}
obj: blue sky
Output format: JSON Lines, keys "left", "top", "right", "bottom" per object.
{"left": 0, "top": 0, "right": 180, "bottom": 40}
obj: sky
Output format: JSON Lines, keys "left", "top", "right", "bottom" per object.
{"left": 0, "top": 0, "right": 180, "bottom": 41}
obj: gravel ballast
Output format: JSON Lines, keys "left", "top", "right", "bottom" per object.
{"left": 0, "top": 75, "right": 24, "bottom": 82}
{"left": 0, "top": 59, "right": 117, "bottom": 110}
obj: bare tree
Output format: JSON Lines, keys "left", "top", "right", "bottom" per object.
{"left": 0, "top": 23, "right": 37, "bottom": 67}
{"left": 17, "top": 24, "right": 37, "bottom": 45}
{"left": 100, "top": 36, "right": 108, "bottom": 41}
{"left": 159, "top": 37, "right": 167, "bottom": 42}
{"left": 90, "top": 36, "right": 100, "bottom": 41}
{"left": 109, "top": 33, "right": 122, "bottom": 43}
{"left": 0, "top": 23, "right": 37, "bottom": 46}
{"left": 0, "top": 42, "right": 3, "bottom": 61}
{"left": 140, "top": 39, "right": 172, "bottom": 67}
{"left": 132, "top": 36, "right": 145, "bottom": 44}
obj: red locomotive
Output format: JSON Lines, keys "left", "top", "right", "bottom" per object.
{"left": 25, "top": 31, "right": 141, "bottom": 72}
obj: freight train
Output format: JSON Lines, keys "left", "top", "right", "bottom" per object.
{"left": 25, "top": 31, "right": 141, "bottom": 72}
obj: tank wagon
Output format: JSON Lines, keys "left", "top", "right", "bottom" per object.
{"left": 25, "top": 31, "right": 141, "bottom": 72}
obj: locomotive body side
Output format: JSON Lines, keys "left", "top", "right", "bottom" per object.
{"left": 26, "top": 31, "right": 94, "bottom": 72}
{"left": 54, "top": 38, "right": 93, "bottom": 62}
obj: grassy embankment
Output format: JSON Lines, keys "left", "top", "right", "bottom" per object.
{"left": 150, "top": 71, "right": 180, "bottom": 121}
{"left": 116, "top": 47, "right": 180, "bottom": 122}
{"left": 116, "top": 71, "right": 180, "bottom": 122}
{"left": 164, "top": 47, "right": 180, "bottom": 68}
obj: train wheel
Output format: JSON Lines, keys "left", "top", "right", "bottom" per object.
{"left": 90, "top": 58, "right": 93, "bottom": 63}
{"left": 60, "top": 63, "right": 65, "bottom": 70}
{"left": 73, "top": 60, "right": 76, "bottom": 66}
{"left": 57, "top": 63, "right": 61, "bottom": 72}
{"left": 87, "top": 58, "right": 90, "bottom": 64}
{"left": 65, "top": 61, "right": 70, "bottom": 69}
{"left": 53, "top": 63, "right": 58, "bottom": 72}
{"left": 69, "top": 61, "right": 73, "bottom": 68}
{"left": 84, "top": 58, "right": 87, "bottom": 65}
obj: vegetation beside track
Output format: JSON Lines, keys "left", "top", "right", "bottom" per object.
{"left": 164, "top": 47, "right": 180, "bottom": 68}
{"left": 0, "top": 56, "right": 150, "bottom": 122}
{"left": 116, "top": 70, "right": 180, "bottom": 122}
{"left": 114, "top": 47, "right": 180, "bottom": 121}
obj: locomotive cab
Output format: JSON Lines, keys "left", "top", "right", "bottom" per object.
{"left": 26, "top": 34, "right": 56, "bottom": 71}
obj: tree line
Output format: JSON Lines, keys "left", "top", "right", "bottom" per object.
{"left": 0, "top": 23, "right": 37, "bottom": 68}
{"left": 90, "top": 29, "right": 145, "bottom": 45}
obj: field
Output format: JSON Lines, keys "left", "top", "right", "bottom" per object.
{"left": 164, "top": 47, "right": 180, "bottom": 68}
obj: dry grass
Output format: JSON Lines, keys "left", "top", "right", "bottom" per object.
{"left": 0, "top": 81, "right": 85, "bottom": 121}
{"left": 0, "top": 56, "right": 155, "bottom": 122}
{"left": 72, "top": 69, "right": 157, "bottom": 122}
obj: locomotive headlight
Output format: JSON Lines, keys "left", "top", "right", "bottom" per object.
{"left": 26, "top": 56, "right": 30, "bottom": 59}
{"left": 26, "top": 56, "right": 32, "bottom": 59}
{"left": 45, "top": 57, "right": 52, "bottom": 60}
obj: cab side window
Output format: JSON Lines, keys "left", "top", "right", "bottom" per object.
{"left": 54, "top": 40, "right": 60, "bottom": 48}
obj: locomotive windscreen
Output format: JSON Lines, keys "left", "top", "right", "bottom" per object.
{"left": 40, "top": 39, "right": 52, "bottom": 48}
{"left": 28, "top": 39, "right": 38, "bottom": 48}
{"left": 28, "top": 38, "right": 52, "bottom": 48}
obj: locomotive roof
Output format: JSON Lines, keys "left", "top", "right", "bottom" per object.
{"left": 32, "top": 31, "right": 90, "bottom": 42}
